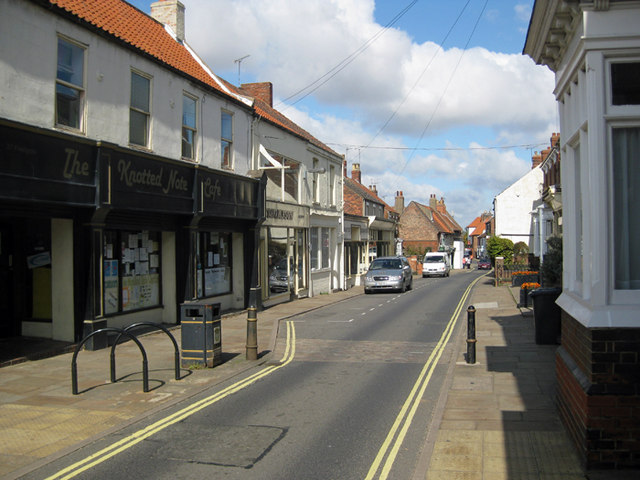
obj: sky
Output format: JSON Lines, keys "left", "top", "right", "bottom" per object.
{"left": 128, "top": 0, "right": 557, "bottom": 229}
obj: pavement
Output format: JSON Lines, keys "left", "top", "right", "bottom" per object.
{"left": 0, "top": 273, "right": 589, "bottom": 479}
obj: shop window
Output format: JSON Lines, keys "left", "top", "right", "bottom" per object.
{"left": 321, "top": 228, "right": 330, "bottom": 269}
{"left": 221, "top": 111, "right": 233, "bottom": 168}
{"left": 182, "top": 93, "right": 197, "bottom": 160}
{"left": 26, "top": 221, "right": 52, "bottom": 321}
{"left": 310, "top": 227, "right": 319, "bottom": 270}
{"left": 130, "top": 71, "right": 151, "bottom": 147}
{"left": 103, "top": 230, "right": 161, "bottom": 314}
{"left": 56, "top": 37, "right": 85, "bottom": 131}
{"left": 310, "top": 227, "right": 330, "bottom": 271}
{"left": 196, "top": 232, "right": 232, "bottom": 297}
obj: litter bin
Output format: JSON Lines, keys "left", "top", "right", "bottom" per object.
{"left": 529, "top": 287, "right": 562, "bottom": 345}
{"left": 180, "top": 301, "right": 222, "bottom": 368}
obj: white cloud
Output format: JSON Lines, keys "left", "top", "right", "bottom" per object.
{"left": 180, "top": 0, "right": 552, "bottom": 229}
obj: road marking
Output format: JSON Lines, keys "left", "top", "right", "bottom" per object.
{"left": 46, "top": 322, "right": 297, "bottom": 480}
{"left": 328, "top": 318, "right": 354, "bottom": 323}
{"left": 365, "top": 274, "right": 486, "bottom": 480}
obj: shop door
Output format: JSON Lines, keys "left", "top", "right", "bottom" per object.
{"left": 0, "top": 224, "right": 15, "bottom": 337}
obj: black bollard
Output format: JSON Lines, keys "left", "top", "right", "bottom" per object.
{"left": 466, "top": 305, "right": 476, "bottom": 364}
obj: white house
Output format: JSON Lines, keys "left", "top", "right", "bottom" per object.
{"left": 493, "top": 164, "right": 544, "bottom": 251}
{"left": 242, "top": 83, "right": 344, "bottom": 305}
{"left": 525, "top": 0, "right": 640, "bottom": 470}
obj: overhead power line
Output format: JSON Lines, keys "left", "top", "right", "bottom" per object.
{"left": 275, "top": 0, "right": 418, "bottom": 110}
{"left": 365, "top": 0, "right": 472, "bottom": 148}
{"left": 400, "top": 0, "right": 489, "bottom": 173}
{"left": 326, "top": 142, "right": 548, "bottom": 152}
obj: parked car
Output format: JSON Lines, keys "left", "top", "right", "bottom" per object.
{"left": 477, "top": 257, "right": 491, "bottom": 270}
{"left": 422, "top": 252, "right": 451, "bottom": 277}
{"left": 364, "top": 256, "right": 413, "bottom": 294}
{"left": 269, "top": 258, "right": 293, "bottom": 293}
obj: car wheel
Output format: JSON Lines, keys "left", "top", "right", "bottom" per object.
{"left": 400, "top": 281, "right": 406, "bottom": 293}
{"left": 407, "top": 278, "right": 413, "bottom": 290}
{"left": 365, "top": 288, "right": 371, "bottom": 294}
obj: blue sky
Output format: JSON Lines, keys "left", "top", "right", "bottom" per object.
{"left": 128, "top": 0, "right": 557, "bottom": 228}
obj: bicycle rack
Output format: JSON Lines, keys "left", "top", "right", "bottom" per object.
{"left": 112, "top": 322, "right": 181, "bottom": 382}
{"left": 72, "top": 327, "right": 149, "bottom": 395}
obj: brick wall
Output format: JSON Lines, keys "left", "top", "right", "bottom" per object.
{"left": 557, "top": 312, "right": 640, "bottom": 469}
{"left": 398, "top": 203, "right": 439, "bottom": 245}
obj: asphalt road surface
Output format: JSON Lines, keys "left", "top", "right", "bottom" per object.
{"left": 27, "top": 270, "right": 485, "bottom": 480}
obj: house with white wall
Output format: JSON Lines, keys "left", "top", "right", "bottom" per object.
{"left": 525, "top": 0, "right": 640, "bottom": 470}
{"left": 241, "top": 83, "right": 344, "bottom": 305}
{"left": 493, "top": 164, "right": 543, "bottom": 251}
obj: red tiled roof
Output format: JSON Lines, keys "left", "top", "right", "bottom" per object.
{"left": 50, "top": 0, "right": 233, "bottom": 99}
{"left": 412, "top": 201, "right": 461, "bottom": 234}
{"left": 47, "top": 0, "right": 339, "bottom": 158}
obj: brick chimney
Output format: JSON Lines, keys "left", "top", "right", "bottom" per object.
{"left": 369, "top": 185, "right": 377, "bottom": 195}
{"left": 436, "top": 197, "right": 446, "bottom": 213}
{"left": 240, "top": 82, "right": 273, "bottom": 107}
{"left": 429, "top": 193, "right": 437, "bottom": 209}
{"left": 151, "top": 0, "right": 185, "bottom": 42}
{"left": 352, "top": 163, "right": 361, "bottom": 184}
{"left": 343, "top": 158, "right": 347, "bottom": 177}
{"left": 532, "top": 151, "right": 542, "bottom": 169}
{"left": 395, "top": 191, "right": 404, "bottom": 215}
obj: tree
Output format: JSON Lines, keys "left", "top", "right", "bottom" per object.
{"left": 513, "top": 241, "right": 529, "bottom": 264}
{"left": 541, "top": 236, "right": 563, "bottom": 287}
{"left": 486, "top": 236, "right": 514, "bottom": 265}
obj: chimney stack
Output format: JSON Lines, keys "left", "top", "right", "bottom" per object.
{"left": 151, "top": 0, "right": 185, "bottom": 42}
{"left": 532, "top": 150, "right": 543, "bottom": 169}
{"left": 370, "top": 185, "right": 377, "bottom": 194}
{"left": 240, "top": 82, "right": 273, "bottom": 107}
{"left": 352, "top": 163, "right": 361, "bottom": 184}
{"left": 395, "top": 191, "right": 405, "bottom": 215}
{"left": 429, "top": 193, "right": 437, "bottom": 209}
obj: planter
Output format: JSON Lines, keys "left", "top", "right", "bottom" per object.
{"left": 512, "top": 273, "right": 539, "bottom": 287}
{"left": 529, "top": 287, "right": 562, "bottom": 345}
{"left": 519, "top": 287, "right": 531, "bottom": 307}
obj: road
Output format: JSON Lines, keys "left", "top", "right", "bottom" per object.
{"left": 26, "top": 270, "right": 485, "bottom": 480}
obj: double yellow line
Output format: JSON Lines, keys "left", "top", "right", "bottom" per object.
{"left": 365, "top": 275, "right": 483, "bottom": 480}
{"left": 47, "top": 321, "right": 297, "bottom": 480}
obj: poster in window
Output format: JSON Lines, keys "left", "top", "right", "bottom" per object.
{"left": 122, "top": 274, "right": 159, "bottom": 311}
{"left": 104, "top": 259, "right": 119, "bottom": 314}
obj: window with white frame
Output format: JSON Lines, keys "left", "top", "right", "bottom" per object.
{"left": 130, "top": 71, "right": 151, "bottom": 147}
{"left": 221, "top": 111, "right": 233, "bottom": 168}
{"left": 312, "top": 158, "right": 319, "bottom": 203}
{"left": 612, "top": 127, "right": 640, "bottom": 290}
{"left": 182, "top": 93, "right": 197, "bottom": 160}
{"left": 573, "top": 143, "right": 583, "bottom": 285}
{"left": 608, "top": 59, "right": 640, "bottom": 293}
{"left": 56, "top": 37, "right": 85, "bottom": 131}
{"left": 329, "top": 165, "right": 336, "bottom": 206}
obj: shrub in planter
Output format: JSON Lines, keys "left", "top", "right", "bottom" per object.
{"left": 512, "top": 271, "right": 540, "bottom": 287}
{"left": 519, "top": 282, "right": 540, "bottom": 307}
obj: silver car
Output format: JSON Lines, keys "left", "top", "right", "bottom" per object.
{"left": 364, "top": 256, "right": 414, "bottom": 294}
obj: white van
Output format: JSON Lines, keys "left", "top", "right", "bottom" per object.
{"left": 422, "top": 252, "right": 451, "bottom": 278}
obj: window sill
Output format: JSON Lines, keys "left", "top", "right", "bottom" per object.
{"left": 128, "top": 143, "right": 153, "bottom": 153}
{"left": 556, "top": 291, "right": 640, "bottom": 328}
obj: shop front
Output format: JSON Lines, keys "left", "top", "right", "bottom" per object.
{"left": 343, "top": 214, "right": 369, "bottom": 288}
{"left": 261, "top": 201, "right": 309, "bottom": 307}
{"left": 182, "top": 166, "right": 261, "bottom": 312}
{"left": 0, "top": 120, "right": 97, "bottom": 342}
{"left": 368, "top": 218, "right": 396, "bottom": 264}
{"left": 84, "top": 143, "right": 198, "bottom": 341}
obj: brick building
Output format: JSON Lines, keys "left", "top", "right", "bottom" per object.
{"left": 397, "top": 193, "right": 462, "bottom": 257}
